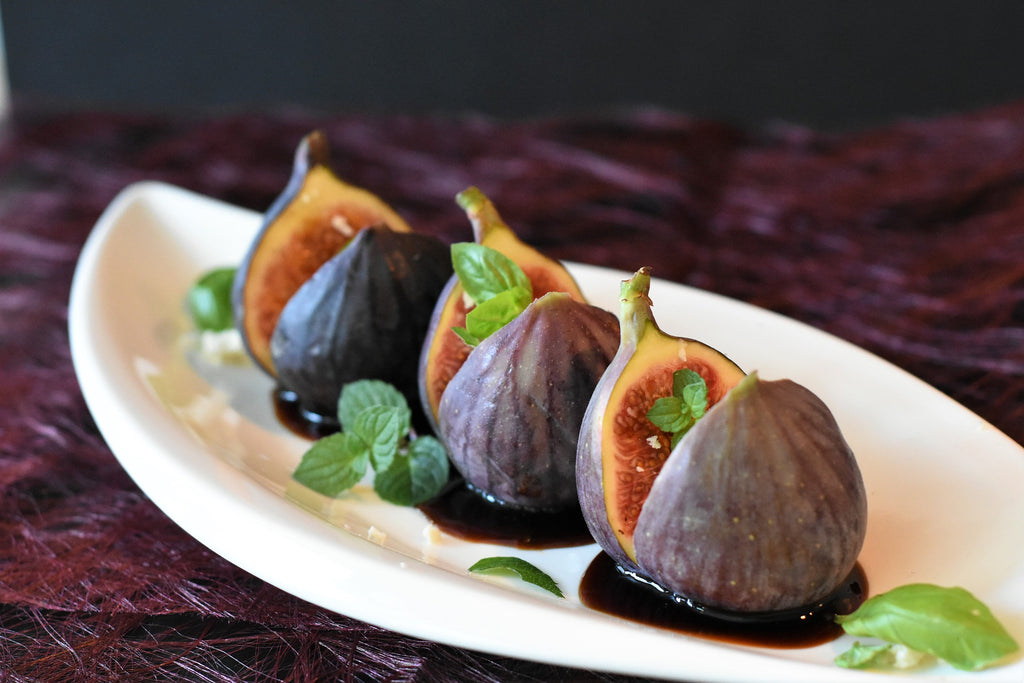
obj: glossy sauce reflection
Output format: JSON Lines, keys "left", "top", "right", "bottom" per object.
{"left": 580, "top": 552, "right": 867, "bottom": 648}
{"left": 417, "top": 479, "right": 594, "bottom": 549}
{"left": 274, "top": 388, "right": 339, "bottom": 440}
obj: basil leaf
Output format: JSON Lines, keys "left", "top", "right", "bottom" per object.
{"left": 352, "top": 405, "right": 409, "bottom": 472}
{"left": 835, "top": 642, "right": 897, "bottom": 669}
{"left": 187, "top": 267, "right": 236, "bottom": 332}
{"left": 337, "top": 379, "right": 409, "bottom": 431}
{"left": 469, "top": 556, "right": 564, "bottom": 598}
{"left": 292, "top": 432, "right": 370, "bottom": 498}
{"left": 835, "top": 642, "right": 929, "bottom": 671}
{"left": 373, "top": 435, "right": 449, "bottom": 506}
{"left": 462, "top": 285, "right": 532, "bottom": 344}
{"left": 450, "top": 325, "right": 481, "bottom": 347}
{"left": 835, "top": 584, "right": 1020, "bottom": 671}
{"left": 451, "top": 242, "right": 532, "bottom": 306}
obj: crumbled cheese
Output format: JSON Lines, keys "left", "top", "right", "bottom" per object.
{"left": 890, "top": 644, "right": 925, "bottom": 669}
{"left": 330, "top": 214, "right": 356, "bottom": 237}
{"left": 645, "top": 435, "right": 660, "bottom": 449}
{"left": 197, "top": 328, "right": 248, "bottom": 365}
{"left": 422, "top": 523, "right": 442, "bottom": 545}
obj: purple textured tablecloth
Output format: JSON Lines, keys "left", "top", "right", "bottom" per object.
{"left": 1, "top": 100, "right": 1022, "bottom": 681}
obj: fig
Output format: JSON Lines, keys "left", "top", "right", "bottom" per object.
{"left": 233, "top": 130, "right": 412, "bottom": 375}
{"left": 438, "top": 292, "right": 619, "bottom": 511}
{"left": 270, "top": 225, "right": 452, "bottom": 421}
{"left": 418, "top": 187, "right": 585, "bottom": 434}
{"left": 633, "top": 372, "right": 868, "bottom": 614}
{"left": 576, "top": 268, "right": 746, "bottom": 572}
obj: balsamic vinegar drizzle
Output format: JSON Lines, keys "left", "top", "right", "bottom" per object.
{"left": 580, "top": 553, "right": 867, "bottom": 648}
{"left": 275, "top": 384, "right": 868, "bottom": 648}
{"left": 274, "top": 387, "right": 340, "bottom": 440}
{"left": 417, "top": 479, "right": 594, "bottom": 549}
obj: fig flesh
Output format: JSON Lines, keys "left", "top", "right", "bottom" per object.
{"left": 418, "top": 187, "right": 586, "bottom": 435}
{"left": 271, "top": 225, "right": 452, "bottom": 421}
{"left": 576, "top": 268, "right": 746, "bottom": 571}
{"left": 633, "top": 372, "right": 868, "bottom": 614}
{"left": 233, "top": 130, "right": 412, "bottom": 375}
{"left": 438, "top": 292, "right": 619, "bottom": 511}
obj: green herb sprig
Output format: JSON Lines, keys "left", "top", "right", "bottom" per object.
{"left": 187, "top": 266, "right": 237, "bottom": 331}
{"left": 449, "top": 242, "right": 532, "bottom": 346}
{"left": 645, "top": 368, "right": 709, "bottom": 449}
{"left": 468, "top": 556, "right": 564, "bottom": 598}
{"left": 835, "top": 583, "right": 1020, "bottom": 671}
{"left": 293, "top": 380, "right": 449, "bottom": 506}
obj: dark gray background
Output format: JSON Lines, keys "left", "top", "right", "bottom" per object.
{"left": 5, "top": 1, "right": 1024, "bottom": 132}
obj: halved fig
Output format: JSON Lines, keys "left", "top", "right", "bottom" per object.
{"left": 633, "top": 372, "right": 868, "bottom": 613}
{"left": 438, "top": 292, "right": 619, "bottom": 511}
{"left": 232, "top": 130, "right": 412, "bottom": 375}
{"left": 270, "top": 225, "right": 452, "bottom": 421}
{"left": 418, "top": 187, "right": 585, "bottom": 434}
{"left": 576, "top": 267, "right": 746, "bottom": 571}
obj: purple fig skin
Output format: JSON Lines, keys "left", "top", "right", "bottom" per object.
{"left": 270, "top": 225, "right": 452, "bottom": 419}
{"left": 632, "top": 372, "right": 868, "bottom": 614}
{"left": 438, "top": 292, "right": 619, "bottom": 511}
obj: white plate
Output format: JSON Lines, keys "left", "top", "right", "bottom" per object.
{"left": 69, "top": 181, "right": 1024, "bottom": 682}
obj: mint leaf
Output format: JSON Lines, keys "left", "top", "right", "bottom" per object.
{"left": 187, "top": 267, "right": 236, "bottom": 331}
{"left": 294, "top": 380, "right": 449, "bottom": 506}
{"left": 835, "top": 584, "right": 1020, "bottom": 671}
{"left": 462, "top": 285, "right": 532, "bottom": 343}
{"left": 646, "top": 396, "right": 690, "bottom": 433}
{"left": 451, "top": 242, "right": 532, "bottom": 305}
{"left": 374, "top": 435, "right": 449, "bottom": 506}
{"left": 646, "top": 368, "right": 709, "bottom": 448}
{"left": 469, "top": 556, "right": 564, "bottom": 598}
{"left": 352, "top": 405, "right": 409, "bottom": 472}
{"left": 674, "top": 368, "right": 708, "bottom": 418}
{"left": 337, "top": 379, "right": 408, "bottom": 431}
{"left": 292, "top": 432, "right": 370, "bottom": 497}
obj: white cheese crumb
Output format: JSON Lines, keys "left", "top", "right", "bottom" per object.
{"left": 330, "top": 214, "right": 356, "bottom": 237}
{"left": 890, "top": 644, "right": 925, "bottom": 669}
{"left": 197, "top": 328, "right": 248, "bottom": 365}
{"left": 367, "top": 526, "right": 387, "bottom": 544}
{"left": 422, "top": 523, "right": 442, "bottom": 545}
{"left": 645, "top": 435, "right": 661, "bottom": 449}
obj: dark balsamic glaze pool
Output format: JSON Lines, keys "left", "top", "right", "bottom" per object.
{"left": 275, "top": 385, "right": 867, "bottom": 648}
{"left": 580, "top": 553, "right": 866, "bottom": 648}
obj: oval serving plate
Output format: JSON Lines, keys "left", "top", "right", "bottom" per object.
{"left": 69, "top": 181, "right": 1024, "bottom": 681}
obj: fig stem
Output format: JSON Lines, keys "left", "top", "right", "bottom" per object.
{"left": 456, "top": 186, "right": 508, "bottom": 243}
{"left": 618, "top": 267, "right": 661, "bottom": 347}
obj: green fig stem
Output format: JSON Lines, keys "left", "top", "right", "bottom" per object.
{"left": 456, "top": 186, "right": 510, "bottom": 243}
{"left": 618, "top": 267, "right": 662, "bottom": 347}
